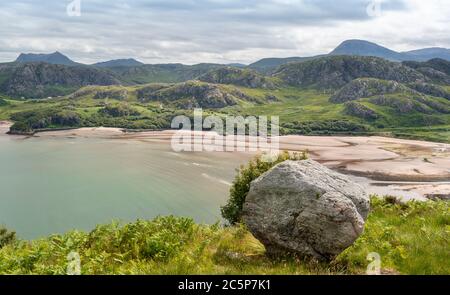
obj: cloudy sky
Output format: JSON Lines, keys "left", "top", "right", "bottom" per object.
{"left": 0, "top": 0, "right": 449, "bottom": 64}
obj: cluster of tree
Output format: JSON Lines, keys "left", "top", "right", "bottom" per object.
{"left": 99, "top": 104, "right": 141, "bottom": 117}
{"left": 282, "top": 120, "right": 371, "bottom": 135}
{"left": 8, "top": 104, "right": 196, "bottom": 134}
{"left": 10, "top": 108, "right": 81, "bottom": 133}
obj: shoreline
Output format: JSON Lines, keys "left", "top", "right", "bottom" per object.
{"left": 2, "top": 124, "right": 449, "bottom": 199}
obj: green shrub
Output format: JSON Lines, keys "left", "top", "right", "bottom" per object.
{"left": 282, "top": 120, "right": 371, "bottom": 135}
{"left": 0, "top": 227, "right": 16, "bottom": 249}
{"left": 51, "top": 110, "right": 81, "bottom": 126}
{"left": 83, "top": 216, "right": 195, "bottom": 262}
{"left": 10, "top": 121, "right": 32, "bottom": 133}
{"left": 9, "top": 108, "right": 82, "bottom": 133}
{"left": 99, "top": 104, "right": 141, "bottom": 117}
{"left": 221, "top": 151, "right": 307, "bottom": 225}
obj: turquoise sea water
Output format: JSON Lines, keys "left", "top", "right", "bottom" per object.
{"left": 0, "top": 132, "right": 251, "bottom": 239}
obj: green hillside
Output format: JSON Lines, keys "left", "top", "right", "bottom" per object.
{"left": 1, "top": 56, "right": 449, "bottom": 142}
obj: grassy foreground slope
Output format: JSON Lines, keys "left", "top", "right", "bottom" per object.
{"left": 0, "top": 198, "right": 448, "bottom": 275}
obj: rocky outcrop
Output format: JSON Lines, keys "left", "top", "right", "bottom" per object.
{"left": 68, "top": 86, "right": 129, "bottom": 100}
{"left": 330, "top": 78, "right": 415, "bottom": 103}
{"left": 242, "top": 160, "right": 370, "bottom": 261}
{"left": 94, "top": 88, "right": 128, "bottom": 100}
{"left": 0, "top": 62, "right": 120, "bottom": 98}
{"left": 403, "top": 59, "right": 450, "bottom": 76}
{"left": 369, "top": 96, "right": 432, "bottom": 114}
{"left": 330, "top": 79, "right": 449, "bottom": 115}
{"left": 408, "top": 82, "right": 450, "bottom": 100}
{"left": 199, "top": 67, "right": 277, "bottom": 89}
{"left": 136, "top": 84, "right": 172, "bottom": 100}
{"left": 137, "top": 81, "right": 246, "bottom": 109}
{"left": 344, "top": 101, "right": 379, "bottom": 120}
{"left": 274, "top": 56, "right": 426, "bottom": 89}
{"left": 415, "top": 67, "right": 450, "bottom": 85}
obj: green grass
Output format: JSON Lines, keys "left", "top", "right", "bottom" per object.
{"left": 338, "top": 198, "right": 450, "bottom": 274}
{"left": 0, "top": 197, "right": 448, "bottom": 275}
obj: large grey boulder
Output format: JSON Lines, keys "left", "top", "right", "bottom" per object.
{"left": 242, "top": 160, "right": 370, "bottom": 261}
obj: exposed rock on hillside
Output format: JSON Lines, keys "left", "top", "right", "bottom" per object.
{"left": 136, "top": 83, "right": 174, "bottom": 99}
{"left": 330, "top": 78, "right": 415, "bottom": 103}
{"left": 243, "top": 160, "right": 370, "bottom": 261}
{"left": 94, "top": 88, "right": 128, "bottom": 100}
{"left": 0, "top": 62, "right": 120, "bottom": 98}
{"left": 408, "top": 82, "right": 450, "bottom": 100}
{"left": 413, "top": 67, "right": 450, "bottom": 85}
{"left": 403, "top": 58, "right": 450, "bottom": 76}
{"left": 403, "top": 59, "right": 450, "bottom": 84}
{"left": 199, "top": 67, "right": 277, "bottom": 89}
{"left": 274, "top": 56, "right": 425, "bottom": 89}
{"left": 113, "top": 63, "right": 224, "bottom": 84}
{"left": 344, "top": 101, "right": 379, "bottom": 120}
{"left": 137, "top": 81, "right": 245, "bottom": 109}
{"left": 369, "top": 96, "right": 431, "bottom": 114}
{"left": 68, "top": 86, "right": 129, "bottom": 100}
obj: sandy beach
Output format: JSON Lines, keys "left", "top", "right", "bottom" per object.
{"left": 4, "top": 125, "right": 450, "bottom": 199}
{"left": 0, "top": 121, "right": 12, "bottom": 134}
{"left": 34, "top": 127, "right": 450, "bottom": 179}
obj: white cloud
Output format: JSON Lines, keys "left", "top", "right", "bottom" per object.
{"left": 0, "top": 0, "right": 448, "bottom": 64}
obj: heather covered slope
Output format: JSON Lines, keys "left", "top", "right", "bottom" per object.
{"left": 0, "top": 62, "right": 226, "bottom": 99}
{"left": 198, "top": 67, "right": 279, "bottom": 89}
{"left": 273, "top": 56, "right": 426, "bottom": 89}
{"left": 110, "top": 63, "right": 225, "bottom": 85}
{"left": 1, "top": 55, "right": 449, "bottom": 142}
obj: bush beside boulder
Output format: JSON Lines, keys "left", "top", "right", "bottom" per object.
{"left": 242, "top": 160, "right": 370, "bottom": 261}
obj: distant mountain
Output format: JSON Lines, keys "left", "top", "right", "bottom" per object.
{"left": 93, "top": 58, "right": 144, "bottom": 68}
{"left": 4, "top": 42, "right": 450, "bottom": 99}
{"left": 248, "top": 57, "right": 313, "bottom": 73}
{"left": 226, "top": 63, "right": 247, "bottom": 68}
{"left": 248, "top": 40, "right": 450, "bottom": 73}
{"left": 15, "top": 51, "right": 78, "bottom": 66}
{"left": 329, "top": 40, "right": 404, "bottom": 61}
{"left": 331, "top": 40, "right": 450, "bottom": 62}
{"left": 403, "top": 48, "right": 450, "bottom": 62}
